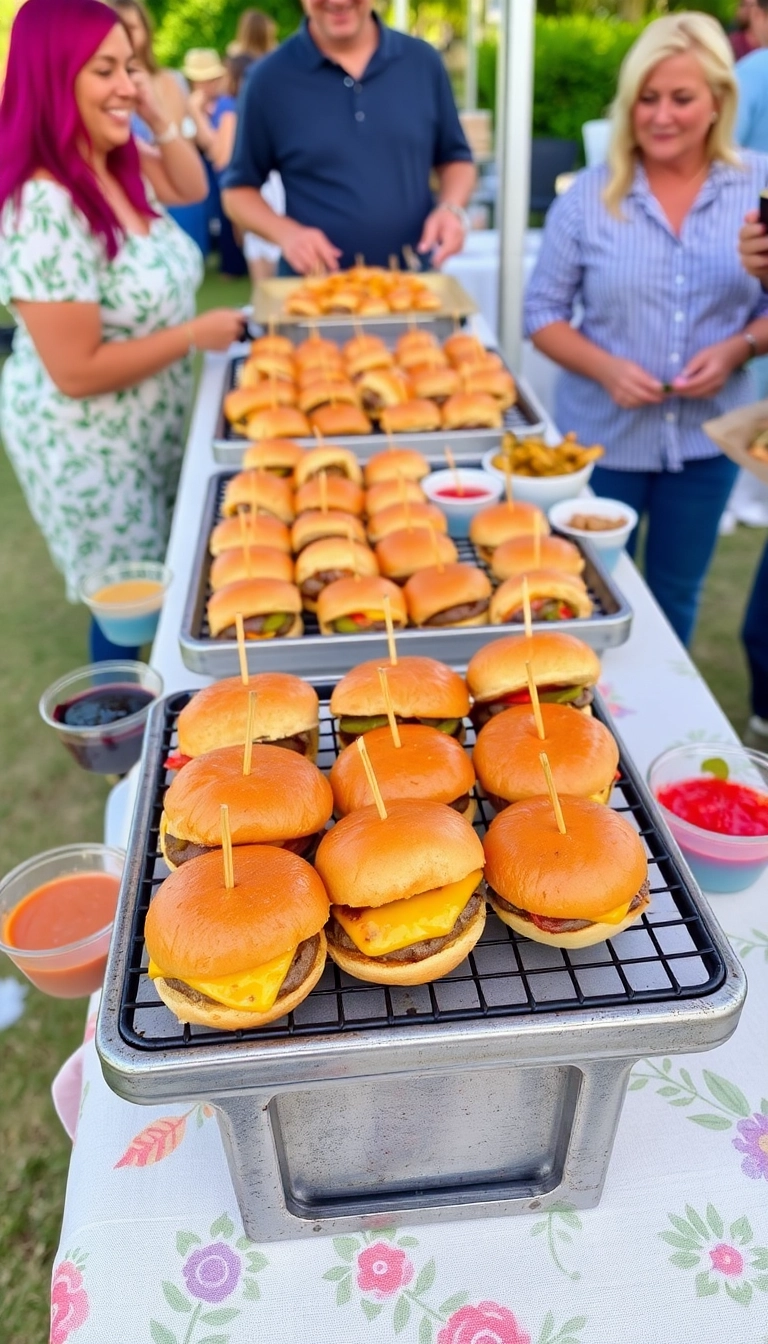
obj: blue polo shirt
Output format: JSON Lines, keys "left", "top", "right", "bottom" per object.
{"left": 221, "top": 18, "right": 472, "bottom": 269}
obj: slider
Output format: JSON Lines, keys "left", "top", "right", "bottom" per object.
{"left": 489, "top": 570, "right": 593, "bottom": 624}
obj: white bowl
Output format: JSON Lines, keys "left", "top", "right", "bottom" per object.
{"left": 422, "top": 468, "right": 502, "bottom": 538}
{"left": 548, "top": 497, "right": 638, "bottom": 572}
{"left": 481, "top": 447, "right": 595, "bottom": 507}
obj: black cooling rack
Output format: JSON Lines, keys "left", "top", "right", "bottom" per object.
{"left": 117, "top": 689, "right": 726, "bottom": 1052}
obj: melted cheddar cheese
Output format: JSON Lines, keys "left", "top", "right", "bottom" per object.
{"left": 596, "top": 898, "right": 633, "bottom": 925}
{"left": 589, "top": 783, "right": 613, "bottom": 805}
{"left": 147, "top": 948, "right": 295, "bottom": 1012}
{"left": 333, "top": 869, "right": 483, "bottom": 956}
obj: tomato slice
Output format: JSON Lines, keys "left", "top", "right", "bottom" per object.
{"left": 164, "top": 752, "right": 192, "bottom": 771}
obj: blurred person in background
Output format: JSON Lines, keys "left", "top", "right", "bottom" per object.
{"left": 184, "top": 47, "right": 247, "bottom": 277}
{"left": 225, "top": 12, "right": 284, "bottom": 285}
{"left": 0, "top": 0, "right": 243, "bottom": 661}
{"left": 729, "top": 0, "right": 758, "bottom": 60}
{"left": 525, "top": 13, "right": 768, "bottom": 649}
{"left": 739, "top": 208, "right": 768, "bottom": 746}
{"left": 228, "top": 8, "right": 277, "bottom": 61}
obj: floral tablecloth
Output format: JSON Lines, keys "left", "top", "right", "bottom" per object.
{"left": 50, "top": 351, "right": 768, "bottom": 1344}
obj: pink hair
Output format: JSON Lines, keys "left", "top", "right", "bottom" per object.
{"left": 0, "top": 0, "right": 158, "bottom": 260}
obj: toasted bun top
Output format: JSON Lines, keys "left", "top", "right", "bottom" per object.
{"left": 330, "top": 655, "right": 470, "bottom": 719}
{"left": 295, "top": 335, "right": 339, "bottom": 363}
{"left": 473, "top": 702, "right": 618, "bottom": 802}
{"left": 404, "top": 563, "right": 492, "bottom": 624}
{"left": 145, "top": 845, "right": 330, "bottom": 978}
{"left": 315, "top": 799, "right": 484, "bottom": 909}
{"left": 491, "top": 535, "right": 584, "bottom": 580}
{"left": 207, "top": 579, "right": 302, "bottom": 636}
{"left": 249, "top": 334, "right": 294, "bottom": 359}
{"left": 245, "top": 407, "right": 311, "bottom": 440}
{"left": 469, "top": 501, "right": 549, "bottom": 548}
{"left": 379, "top": 400, "right": 442, "bottom": 434}
{"left": 209, "top": 546, "right": 294, "bottom": 591}
{"left": 375, "top": 528, "right": 458, "bottom": 577}
{"left": 295, "top": 537, "right": 378, "bottom": 585}
{"left": 295, "top": 476, "right": 364, "bottom": 516}
{"left": 444, "top": 333, "right": 485, "bottom": 363}
{"left": 291, "top": 510, "right": 367, "bottom": 551}
{"left": 293, "top": 445, "right": 363, "bottom": 487}
{"left": 395, "top": 330, "right": 438, "bottom": 357}
{"left": 366, "top": 502, "right": 447, "bottom": 543}
{"left": 209, "top": 514, "right": 291, "bottom": 556}
{"left": 365, "top": 479, "right": 426, "bottom": 516}
{"left": 330, "top": 724, "right": 475, "bottom": 815}
{"left": 310, "top": 404, "right": 372, "bottom": 436}
{"left": 242, "top": 440, "right": 304, "bottom": 473}
{"left": 162, "top": 744, "right": 333, "bottom": 846}
{"left": 409, "top": 368, "right": 461, "bottom": 399}
{"left": 221, "top": 471, "right": 294, "bottom": 522}
{"left": 177, "top": 674, "right": 319, "bottom": 757}
{"left": 490, "top": 570, "right": 591, "bottom": 619}
{"left": 364, "top": 449, "right": 430, "bottom": 486}
{"left": 343, "top": 333, "right": 387, "bottom": 359}
{"left": 483, "top": 796, "right": 647, "bottom": 920}
{"left": 467, "top": 633, "right": 601, "bottom": 702}
{"left": 441, "top": 393, "right": 502, "bottom": 429}
{"left": 316, "top": 574, "right": 407, "bottom": 625}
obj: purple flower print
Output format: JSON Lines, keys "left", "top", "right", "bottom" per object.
{"left": 182, "top": 1242, "right": 241, "bottom": 1302}
{"left": 733, "top": 1113, "right": 768, "bottom": 1180}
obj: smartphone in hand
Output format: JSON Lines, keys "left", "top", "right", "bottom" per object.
{"left": 760, "top": 190, "right": 768, "bottom": 229}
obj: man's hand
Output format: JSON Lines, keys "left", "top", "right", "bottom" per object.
{"left": 671, "top": 338, "right": 744, "bottom": 398}
{"left": 417, "top": 205, "right": 466, "bottom": 267}
{"left": 277, "top": 219, "right": 341, "bottom": 275}
{"left": 598, "top": 355, "right": 664, "bottom": 409}
{"left": 739, "top": 209, "right": 768, "bottom": 281}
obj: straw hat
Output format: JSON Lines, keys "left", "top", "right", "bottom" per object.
{"left": 182, "top": 48, "right": 226, "bottom": 82}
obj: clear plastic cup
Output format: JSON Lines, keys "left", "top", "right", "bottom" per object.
{"left": 548, "top": 499, "right": 638, "bottom": 573}
{"left": 79, "top": 561, "right": 171, "bottom": 647}
{"left": 39, "top": 661, "right": 163, "bottom": 775}
{"left": 422, "top": 469, "right": 502, "bottom": 538}
{"left": 0, "top": 844, "right": 124, "bottom": 997}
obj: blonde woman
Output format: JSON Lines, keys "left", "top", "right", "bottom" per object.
{"left": 525, "top": 13, "right": 768, "bottom": 646}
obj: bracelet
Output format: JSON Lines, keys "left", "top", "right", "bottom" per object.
{"left": 184, "top": 323, "right": 196, "bottom": 357}
{"left": 743, "top": 331, "right": 758, "bottom": 361}
{"left": 436, "top": 201, "right": 470, "bottom": 233}
{"left": 155, "top": 122, "right": 179, "bottom": 147}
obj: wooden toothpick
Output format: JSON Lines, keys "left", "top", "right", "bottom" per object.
{"left": 522, "top": 576, "right": 533, "bottom": 640}
{"left": 428, "top": 522, "right": 444, "bottom": 573}
{"left": 383, "top": 593, "right": 398, "bottom": 666}
{"left": 221, "top": 804, "right": 235, "bottom": 888}
{"left": 504, "top": 460, "right": 514, "bottom": 509}
{"left": 539, "top": 752, "right": 567, "bottom": 835}
{"left": 238, "top": 511, "right": 253, "bottom": 578}
{"left": 445, "top": 445, "right": 463, "bottom": 497}
{"left": 525, "top": 661, "right": 545, "bottom": 741}
{"left": 378, "top": 666, "right": 402, "bottom": 748}
{"left": 242, "top": 690, "right": 257, "bottom": 777}
{"left": 235, "top": 613, "right": 249, "bottom": 686}
{"left": 357, "top": 736, "right": 388, "bottom": 819}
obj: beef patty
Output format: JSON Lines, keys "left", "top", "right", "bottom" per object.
{"left": 424, "top": 599, "right": 490, "bottom": 627}
{"left": 163, "top": 829, "right": 320, "bottom": 867}
{"left": 327, "top": 889, "right": 484, "bottom": 965}
{"left": 216, "top": 614, "right": 294, "bottom": 640}
{"left": 162, "top": 934, "right": 321, "bottom": 1009}
{"left": 489, "top": 879, "right": 650, "bottom": 933}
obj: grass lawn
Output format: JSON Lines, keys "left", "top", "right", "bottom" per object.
{"left": 0, "top": 265, "right": 765, "bottom": 1342}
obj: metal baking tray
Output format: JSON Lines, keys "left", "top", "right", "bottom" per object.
{"left": 212, "top": 352, "right": 545, "bottom": 463}
{"left": 97, "top": 688, "right": 746, "bottom": 1239}
{"left": 251, "top": 271, "right": 477, "bottom": 331}
{"left": 179, "top": 470, "right": 633, "bottom": 678}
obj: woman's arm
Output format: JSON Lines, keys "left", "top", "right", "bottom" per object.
{"left": 14, "top": 301, "right": 245, "bottom": 399}
{"left": 210, "top": 111, "right": 237, "bottom": 175}
{"left": 672, "top": 317, "right": 768, "bottom": 398}
{"left": 132, "top": 70, "right": 207, "bottom": 205}
{"left": 532, "top": 321, "right": 664, "bottom": 408}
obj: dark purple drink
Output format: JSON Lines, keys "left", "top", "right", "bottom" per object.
{"left": 53, "top": 684, "right": 155, "bottom": 773}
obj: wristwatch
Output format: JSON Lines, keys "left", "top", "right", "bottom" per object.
{"left": 437, "top": 201, "right": 470, "bottom": 232}
{"left": 154, "top": 122, "right": 180, "bottom": 146}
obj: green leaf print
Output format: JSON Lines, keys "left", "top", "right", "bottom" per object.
{"left": 686, "top": 1206, "right": 712, "bottom": 1241}
{"left": 200, "top": 1309, "right": 240, "bottom": 1325}
{"left": 333, "top": 1236, "right": 361, "bottom": 1262}
{"left": 414, "top": 1259, "right": 436, "bottom": 1295}
{"left": 242, "top": 1277, "right": 260, "bottom": 1302}
{"left": 361, "top": 1300, "right": 384, "bottom": 1321}
{"left": 726, "top": 1281, "right": 753, "bottom": 1306}
{"left": 689, "top": 1114, "right": 732, "bottom": 1131}
{"left": 161, "top": 1282, "right": 191, "bottom": 1313}
{"left": 323, "top": 1267, "right": 351, "bottom": 1281}
{"left": 208, "top": 1213, "right": 235, "bottom": 1239}
{"left": 439, "top": 1293, "right": 470, "bottom": 1315}
{"left": 176, "top": 1232, "right": 201, "bottom": 1256}
{"left": 150, "top": 1324, "right": 179, "bottom": 1344}
{"left": 419, "top": 1316, "right": 434, "bottom": 1344}
{"left": 670, "top": 1252, "right": 701, "bottom": 1269}
{"left": 695, "top": 1270, "right": 718, "bottom": 1297}
{"left": 702, "top": 1072, "right": 751, "bottom": 1118}
{"left": 336, "top": 1277, "right": 352, "bottom": 1307}
{"left": 393, "top": 1295, "right": 411, "bottom": 1333}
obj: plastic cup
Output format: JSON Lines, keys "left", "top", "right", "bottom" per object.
{"left": 648, "top": 744, "right": 768, "bottom": 894}
{"left": 548, "top": 498, "right": 638, "bottom": 573}
{"left": 0, "top": 844, "right": 124, "bottom": 997}
{"left": 422, "top": 469, "right": 502, "bottom": 538}
{"left": 481, "top": 447, "right": 595, "bottom": 508}
{"left": 39, "top": 661, "right": 163, "bottom": 775}
{"left": 80, "top": 561, "right": 171, "bottom": 647}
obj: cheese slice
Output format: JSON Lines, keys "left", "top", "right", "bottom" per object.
{"left": 589, "top": 783, "right": 613, "bottom": 805}
{"left": 147, "top": 948, "right": 295, "bottom": 1012}
{"left": 333, "top": 869, "right": 483, "bottom": 957}
{"left": 596, "top": 898, "right": 633, "bottom": 925}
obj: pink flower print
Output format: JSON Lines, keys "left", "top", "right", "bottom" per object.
{"left": 50, "top": 1261, "right": 89, "bottom": 1344}
{"left": 733, "top": 1113, "right": 768, "bottom": 1181}
{"left": 709, "top": 1244, "right": 744, "bottom": 1277}
{"left": 356, "top": 1242, "right": 414, "bottom": 1299}
{"left": 437, "top": 1301, "right": 531, "bottom": 1344}
{"left": 182, "top": 1242, "right": 241, "bottom": 1302}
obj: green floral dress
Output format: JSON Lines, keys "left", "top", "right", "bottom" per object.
{"left": 0, "top": 179, "right": 203, "bottom": 600}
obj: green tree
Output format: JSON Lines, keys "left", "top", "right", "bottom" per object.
{"left": 144, "top": 0, "right": 303, "bottom": 67}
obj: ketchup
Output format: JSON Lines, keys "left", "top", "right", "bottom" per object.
{"left": 433, "top": 487, "right": 492, "bottom": 500}
{"left": 657, "top": 777, "right": 768, "bottom": 837}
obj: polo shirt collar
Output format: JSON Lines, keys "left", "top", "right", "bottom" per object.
{"left": 296, "top": 13, "right": 401, "bottom": 72}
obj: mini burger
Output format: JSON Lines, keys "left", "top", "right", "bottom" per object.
{"left": 159, "top": 743, "right": 333, "bottom": 868}
{"left": 375, "top": 527, "right": 458, "bottom": 583}
{"left": 316, "top": 573, "right": 407, "bottom": 635}
{"left": 224, "top": 386, "right": 295, "bottom": 430}
{"left": 209, "top": 545, "right": 294, "bottom": 592}
{"left": 489, "top": 570, "right": 593, "bottom": 625}
{"left": 482, "top": 795, "right": 649, "bottom": 949}
{"left": 364, "top": 448, "right": 430, "bottom": 487}
{"left": 491, "top": 535, "right": 585, "bottom": 581}
{"left": 330, "top": 655, "right": 470, "bottom": 745}
{"left": 346, "top": 344, "right": 394, "bottom": 379}
{"left": 408, "top": 367, "right": 461, "bottom": 405}
{"left": 395, "top": 329, "right": 438, "bottom": 361}
{"left": 248, "top": 333, "right": 294, "bottom": 360}
{"left": 441, "top": 393, "right": 503, "bottom": 431}
{"left": 291, "top": 510, "right": 367, "bottom": 552}
{"left": 168, "top": 671, "right": 320, "bottom": 767}
{"left": 404, "top": 562, "right": 492, "bottom": 628}
{"left": 295, "top": 335, "right": 339, "bottom": 368}
{"left": 330, "top": 724, "right": 476, "bottom": 819}
{"left": 466, "top": 631, "right": 601, "bottom": 727}
{"left": 469, "top": 501, "right": 550, "bottom": 562}
{"left": 207, "top": 578, "right": 303, "bottom": 640}
{"left": 221, "top": 470, "right": 295, "bottom": 524}
{"left": 461, "top": 367, "right": 517, "bottom": 409}
{"left": 365, "top": 478, "right": 426, "bottom": 517}
{"left": 293, "top": 445, "right": 363, "bottom": 488}
{"left": 356, "top": 370, "right": 409, "bottom": 418}
{"left": 242, "top": 440, "right": 303, "bottom": 477}
{"left": 246, "top": 351, "right": 295, "bottom": 382}
{"left": 209, "top": 512, "right": 291, "bottom": 557}
{"left": 315, "top": 799, "right": 485, "bottom": 986}
{"left": 295, "top": 475, "right": 364, "bottom": 516}
{"left": 310, "top": 404, "right": 373, "bottom": 438}
{"left": 243, "top": 407, "right": 312, "bottom": 441}
{"left": 298, "top": 380, "right": 359, "bottom": 416}
{"left": 379, "top": 400, "right": 442, "bottom": 436}
{"left": 295, "top": 537, "right": 379, "bottom": 611}
{"left": 397, "top": 344, "right": 449, "bottom": 372}
{"left": 366, "top": 502, "right": 447, "bottom": 545}
{"left": 473, "top": 702, "right": 619, "bottom": 809}
{"left": 144, "top": 845, "right": 330, "bottom": 1028}
{"left": 443, "top": 333, "right": 486, "bottom": 367}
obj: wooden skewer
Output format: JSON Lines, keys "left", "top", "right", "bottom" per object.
{"left": 348, "top": 529, "right": 360, "bottom": 581}
{"left": 539, "top": 752, "right": 567, "bottom": 835}
{"left": 357, "top": 736, "right": 388, "bottom": 819}
{"left": 525, "top": 660, "right": 546, "bottom": 741}
{"left": 355, "top": 253, "right": 365, "bottom": 269}
{"left": 522, "top": 576, "right": 533, "bottom": 641}
{"left": 383, "top": 593, "right": 398, "bottom": 665}
{"left": 243, "top": 690, "right": 257, "bottom": 777}
{"left": 319, "top": 469, "right": 329, "bottom": 514}
{"left": 504, "top": 460, "right": 514, "bottom": 509}
{"left": 221, "top": 804, "right": 235, "bottom": 889}
{"left": 312, "top": 424, "right": 323, "bottom": 443}
{"left": 428, "top": 522, "right": 444, "bottom": 573}
{"left": 389, "top": 253, "right": 399, "bottom": 272}
{"left": 238, "top": 511, "right": 253, "bottom": 578}
{"left": 445, "top": 445, "right": 463, "bottom": 497}
{"left": 378, "top": 666, "right": 402, "bottom": 748}
{"left": 235, "top": 613, "right": 249, "bottom": 685}
{"left": 533, "top": 511, "right": 542, "bottom": 570}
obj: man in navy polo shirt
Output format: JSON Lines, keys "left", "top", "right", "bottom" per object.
{"left": 220, "top": 0, "right": 475, "bottom": 273}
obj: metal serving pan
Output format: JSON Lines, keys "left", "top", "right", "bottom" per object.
{"left": 97, "top": 688, "right": 746, "bottom": 1240}
{"left": 179, "top": 470, "right": 633, "bottom": 678}
{"left": 251, "top": 271, "right": 477, "bottom": 331}
{"left": 212, "top": 352, "right": 545, "bottom": 464}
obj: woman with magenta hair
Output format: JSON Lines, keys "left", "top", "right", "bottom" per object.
{"left": 0, "top": 0, "right": 244, "bottom": 660}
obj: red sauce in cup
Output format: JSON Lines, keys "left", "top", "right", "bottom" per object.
{"left": 657, "top": 777, "right": 768, "bottom": 837}
{"left": 433, "top": 487, "right": 493, "bottom": 500}
{"left": 3, "top": 871, "right": 120, "bottom": 996}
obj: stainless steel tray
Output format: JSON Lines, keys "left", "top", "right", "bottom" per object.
{"left": 251, "top": 271, "right": 477, "bottom": 329}
{"left": 96, "top": 688, "right": 746, "bottom": 1239}
{"left": 212, "top": 351, "right": 545, "bottom": 463}
{"left": 179, "top": 470, "right": 633, "bottom": 678}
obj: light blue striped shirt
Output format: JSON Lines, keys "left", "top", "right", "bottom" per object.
{"left": 524, "top": 153, "right": 768, "bottom": 471}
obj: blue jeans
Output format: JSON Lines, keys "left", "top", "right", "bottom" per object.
{"left": 590, "top": 455, "right": 738, "bottom": 647}
{"left": 742, "top": 539, "right": 768, "bottom": 718}
{"left": 88, "top": 616, "right": 139, "bottom": 664}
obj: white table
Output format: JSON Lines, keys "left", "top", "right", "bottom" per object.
{"left": 50, "top": 342, "right": 768, "bottom": 1344}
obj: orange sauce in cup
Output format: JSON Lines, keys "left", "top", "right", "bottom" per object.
{"left": 90, "top": 579, "right": 163, "bottom": 605}
{"left": 3, "top": 872, "right": 120, "bottom": 997}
